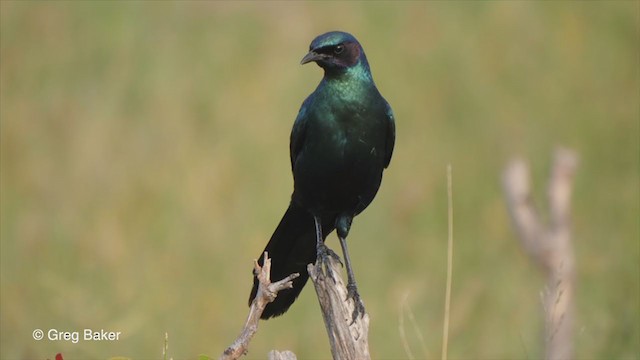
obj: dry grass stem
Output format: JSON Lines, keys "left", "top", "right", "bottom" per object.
{"left": 441, "top": 164, "right": 454, "bottom": 360}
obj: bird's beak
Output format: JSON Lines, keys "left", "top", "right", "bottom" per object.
{"left": 300, "top": 50, "right": 325, "bottom": 65}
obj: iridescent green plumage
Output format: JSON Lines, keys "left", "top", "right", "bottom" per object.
{"left": 250, "top": 31, "right": 395, "bottom": 319}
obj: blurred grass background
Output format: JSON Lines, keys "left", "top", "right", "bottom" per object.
{"left": 1, "top": 1, "right": 638, "bottom": 359}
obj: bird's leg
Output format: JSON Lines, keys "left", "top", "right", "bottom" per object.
{"left": 338, "top": 234, "right": 366, "bottom": 322}
{"left": 313, "top": 215, "right": 340, "bottom": 277}
{"left": 336, "top": 215, "right": 365, "bottom": 322}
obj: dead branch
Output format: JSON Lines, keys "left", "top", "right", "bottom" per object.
{"left": 268, "top": 350, "right": 297, "bottom": 360}
{"left": 502, "top": 147, "right": 578, "bottom": 360}
{"left": 308, "top": 255, "right": 371, "bottom": 360}
{"left": 220, "top": 252, "right": 300, "bottom": 360}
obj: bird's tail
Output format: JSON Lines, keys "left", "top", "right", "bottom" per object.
{"left": 248, "top": 202, "right": 332, "bottom": 319}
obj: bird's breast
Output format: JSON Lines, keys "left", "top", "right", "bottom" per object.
{"left": 297, "top": 105, "right": 386, "bottom": 180}
{"left": 291, "top": 95, "right": 388, "bottom": 215}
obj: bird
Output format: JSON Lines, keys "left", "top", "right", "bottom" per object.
{"left": 248, "top": 31, "right": 395, "bottom": 320}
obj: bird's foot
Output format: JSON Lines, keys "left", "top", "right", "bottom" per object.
{"left": 316, "top": 244, "right": 342, "bottom": 278}
{"left": 347, "top": 283, "right": 366, "bottom": 323}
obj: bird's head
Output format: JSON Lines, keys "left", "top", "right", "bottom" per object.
{"left": 301, "top": 31, "right": 371, "bottom": 79}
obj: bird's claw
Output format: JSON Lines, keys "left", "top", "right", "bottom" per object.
{"left": 316, "top": 244, "right": 342, "bottom": 278}
{"left": 347, "top": 283, "right": 365, "bottom": 323}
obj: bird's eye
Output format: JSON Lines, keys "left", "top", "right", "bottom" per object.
{"left": 334, "top": 45, "right": 344, "bottom": 55}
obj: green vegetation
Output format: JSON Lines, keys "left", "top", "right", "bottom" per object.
{"left": 1, "top": 2, "right": 638, "bottom": 359}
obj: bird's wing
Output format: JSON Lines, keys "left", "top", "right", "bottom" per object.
{"left": 290, "top": 96, "right": 312, "bottom": 171}
{"left": 383, "top": 100, "right": 396, "bottom": 169}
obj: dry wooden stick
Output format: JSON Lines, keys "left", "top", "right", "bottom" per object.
{"left": 222, "top": 248, "right": 372, "bottom": 359}
{"left": 503, "top": 148, "right": 578, "bottom": 360}
{"left": 308, "top": 255, "right": 371, "bottom": 360}
{"left": 267, "top": 350, "right": 298, "bottom": 360}
{"left": 220, "top": 252, "right": 299, "bottom": 360}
